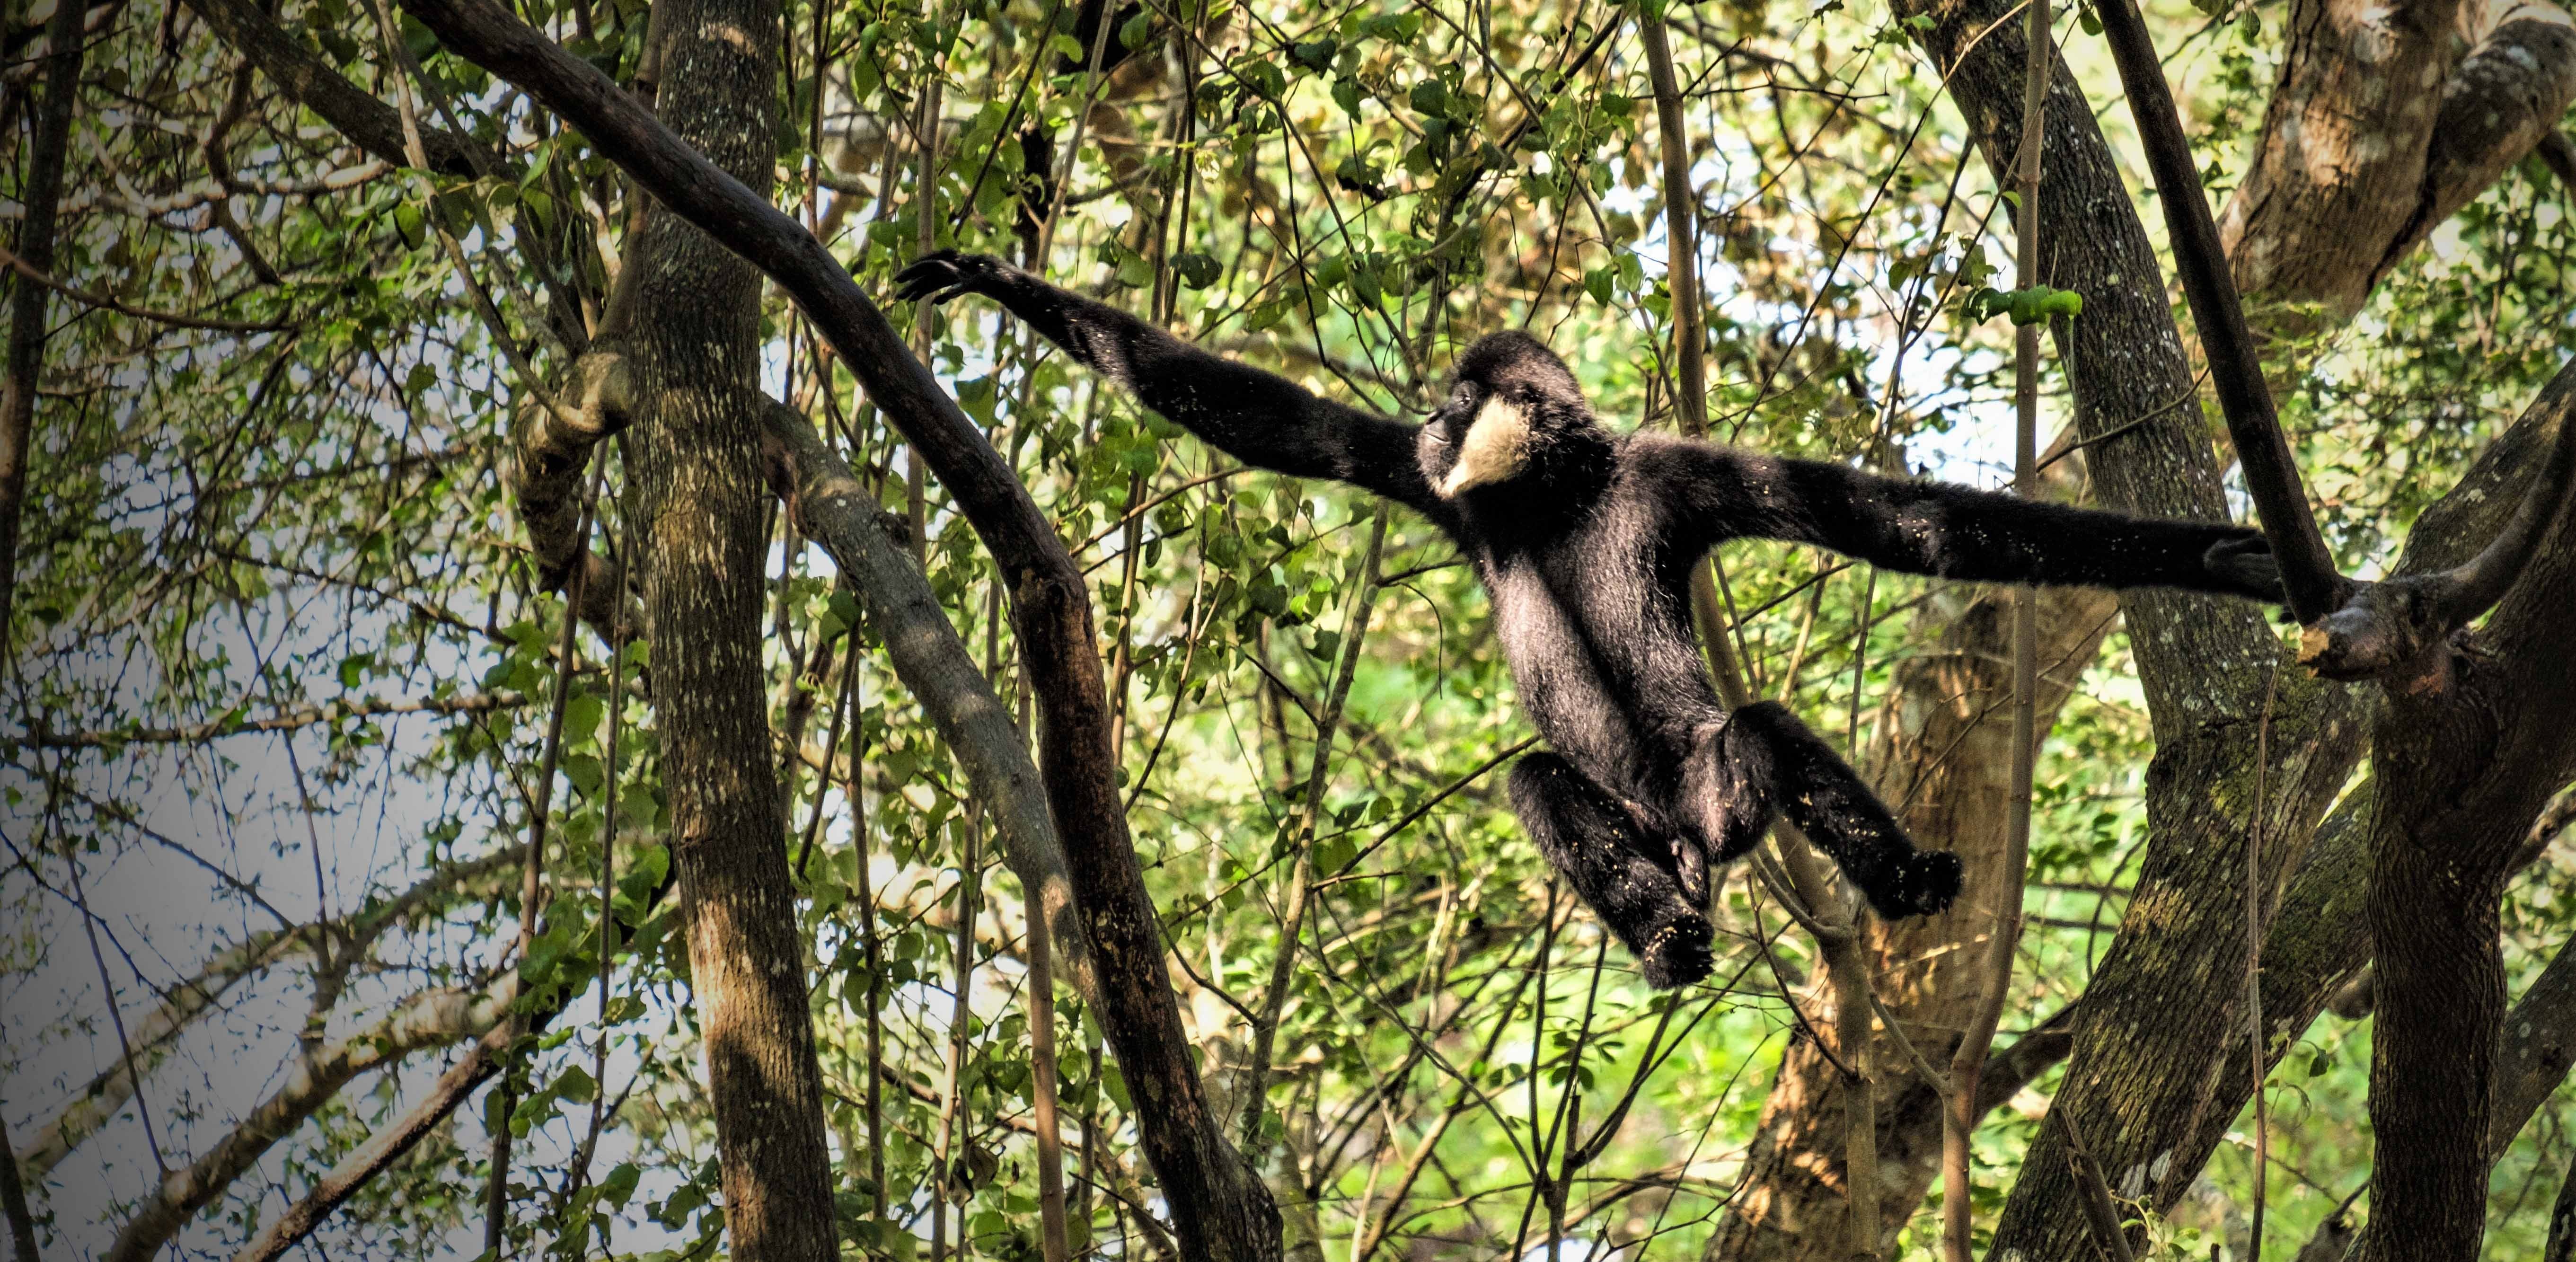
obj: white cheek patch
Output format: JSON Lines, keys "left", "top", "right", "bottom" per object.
{"left": 1439, "top": 397, "right": 1533, "bottom": 497}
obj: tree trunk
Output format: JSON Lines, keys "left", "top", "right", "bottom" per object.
{"left": 621, "top": 0, "right": 840, "bottom": 1257}
{"left": 0, "top": 0, "right": 86, "bottom": 656}
{"left": 2221, "top": 0, "right": 2576, "bottom": 328}
{"left": 2350, "top": 367, "right": 2576, "bottom": 1261}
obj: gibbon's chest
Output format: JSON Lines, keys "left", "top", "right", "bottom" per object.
{"left": 1466, "top": 501, "right": 1672, "bottom": 679}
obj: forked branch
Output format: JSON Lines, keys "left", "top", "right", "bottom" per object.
{"left": 2298, "top": 384, "right": 2576, "bottom": 682}
{"left": 2093, "top": 0, "right": 2576, "bottom": 680}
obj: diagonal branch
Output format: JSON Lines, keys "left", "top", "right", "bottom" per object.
{"left": 758, "top": 399, "right": 1097, "bottom": 1005}
{"left": 2090, "top": 0, "right": 2347, "bottom": 623}
{"left": 176, "top": 0, "right": 484, "bottom": 177}
{"left": 2097, "top": 0, "right": 2576, "bottom": 682}
{"left": 391, "top": 2, "right": 1284, "bottom": 1256}
{"left": 103, "top": 980, "right": 519, "bottom": 1262}
{"left": 15, "top": 844, "right": 528, "bottom": 1178}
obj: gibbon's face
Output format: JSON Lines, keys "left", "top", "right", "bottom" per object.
{"left": 1419, "top": 331, "right": 1594, "bottom": 499}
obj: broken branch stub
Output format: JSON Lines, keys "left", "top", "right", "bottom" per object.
{"left": 2298, "top": 382, "right": 2576, "bottom": 683}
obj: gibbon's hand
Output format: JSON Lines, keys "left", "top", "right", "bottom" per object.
{"left": 2204, "top": 535, "right": 2290, "bottom": 607}
{"left": 893, "top": 249, "right": 1013, "bottom": 306}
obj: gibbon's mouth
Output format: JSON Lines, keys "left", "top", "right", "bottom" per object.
{"left": 1438, "top": 396, "right": 1533, "bottom": 497}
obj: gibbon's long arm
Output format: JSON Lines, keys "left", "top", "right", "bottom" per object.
{"left": 895, "top": 251, "right": 1449, "bottom": 517}
{"left": 1640, "top": 435, "right": 2286, "bottom": 601}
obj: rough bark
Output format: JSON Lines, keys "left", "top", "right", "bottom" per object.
{"left": 515, "top": 351, "right": 641, "bottom": 637}
{"left": 605, "top": 0, "right": 842, "bottom": 1258}
{"left": 2351, "top": 363, "right": 2576, "bottom": 1262}
{"left": 2221, "top": 0, "right": 2576, "bottom": 324}
{"left": 395, "top": 2, "right": 1283, "bottom": 1253}
{"left": 0, "top": 0, "right": 84, "bottom": 659}
{"left": 1881, "top": 4, "right": 2371, "bottom": 1255}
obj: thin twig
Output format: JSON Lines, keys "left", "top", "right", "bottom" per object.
{"left": 1945, "top": 3, "right": 2049, "bottom": 1258}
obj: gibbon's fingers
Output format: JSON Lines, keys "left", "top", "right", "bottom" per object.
{"left": 2203, "top": 535, "right": 2288, "bottom": 606}
{"left": 891, "top": 250, "right": 990, "bottom": 305}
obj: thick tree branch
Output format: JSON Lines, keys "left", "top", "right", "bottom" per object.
{"left": 2091, "top": 0, "right": 2347, "bottom": 622}
{"left": 2402, "top": 9, "right": 2576, "bottom": 272}
{"left": 2100, "top": 0, "right": 2576, "bottom": 682}
{"left": 391, "top": 2, "right": 1280, "bottom": 1255}
{"left": 177, "top": 0, "right": 483, "bottom": 177}
{"left": 511, "top": 351, "right": 643, "bottom": 639}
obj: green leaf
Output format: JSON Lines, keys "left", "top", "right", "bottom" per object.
{"left": 1289, "top": 38, "right": 1337, "bottom": 71}
{"left": 1173, "top": 251, "right": 1222, "bottom": 289}
{"left": 1332, "top": 75, "right": 1364, "bottom": 116}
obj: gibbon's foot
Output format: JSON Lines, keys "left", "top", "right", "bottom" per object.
{"left": 1865, "top": 849, "right": 1964, "bottom": 920}
{"left": 1509, "top": 753, "right": 1713, "bottom": 988}
{"left": 892, "top": 249, "right": 1012, "bottom": 306}
{"left": 1640, "top": 913, "right": 1716, "bottom": 989}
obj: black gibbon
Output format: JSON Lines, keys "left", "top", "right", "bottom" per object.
{"left": 895, "top": 250, "right": 2285, "bottom": 988}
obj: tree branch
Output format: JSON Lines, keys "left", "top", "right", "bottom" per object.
{"left": 758, "top": 400, "right": 1097, "bottom": 1006}
{"left": 177, "top": 0, "right": 484, "bottom": 177}
{"left": 2091, "top": 0, "right": 2347, "bottom": 622}
{"left": 2100, "top": 0, "right": 2576, "bottom": 681}
{"left": 391, "top": 2, "right": 1281, "bottom": 1254}
{"left": 18, "top": 689, "right": 530, "bottom": 750}
{"left": 104, "top": 980, "right": 518, "bottom": 1262}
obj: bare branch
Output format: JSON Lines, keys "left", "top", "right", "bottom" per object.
{"left": 758, "top": 400, "right": 1098, "bottom": 1006}
{"left": 229, "top": 1022, "right": 513, "bottom": 1262}
{"left": 18, "top": 689, "right": 530, "bottom": 749}
{"left": 2091, "top": 0, "right": 2348, "bottom": 622}
{"left": 0, "top": 244, "right": 296, "bottom": 333}
{"left": 104, "top": 980, "right": 517, "bottom": 1262}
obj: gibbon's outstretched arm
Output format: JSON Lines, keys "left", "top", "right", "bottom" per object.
{"left": 894, "top": 251, "right": 1448, "bottom": 517}
{"left": 1641, "top": 437, "right": 2286, "bottom": 601}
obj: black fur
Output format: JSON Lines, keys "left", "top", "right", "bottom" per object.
{"left": 896, "top": 251, "right": 2287, "bottom": 988}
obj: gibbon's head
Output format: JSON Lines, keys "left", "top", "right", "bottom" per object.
{"left": 1420, "top": 331, "right": 1600, "bottom": 500}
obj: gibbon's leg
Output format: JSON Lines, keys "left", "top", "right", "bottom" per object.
{"left": 1509, "top": 753, "right": 1714, "bottom": 988}
{"left": 1681, "top": 702, "right": 1963, "bottom": 921}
